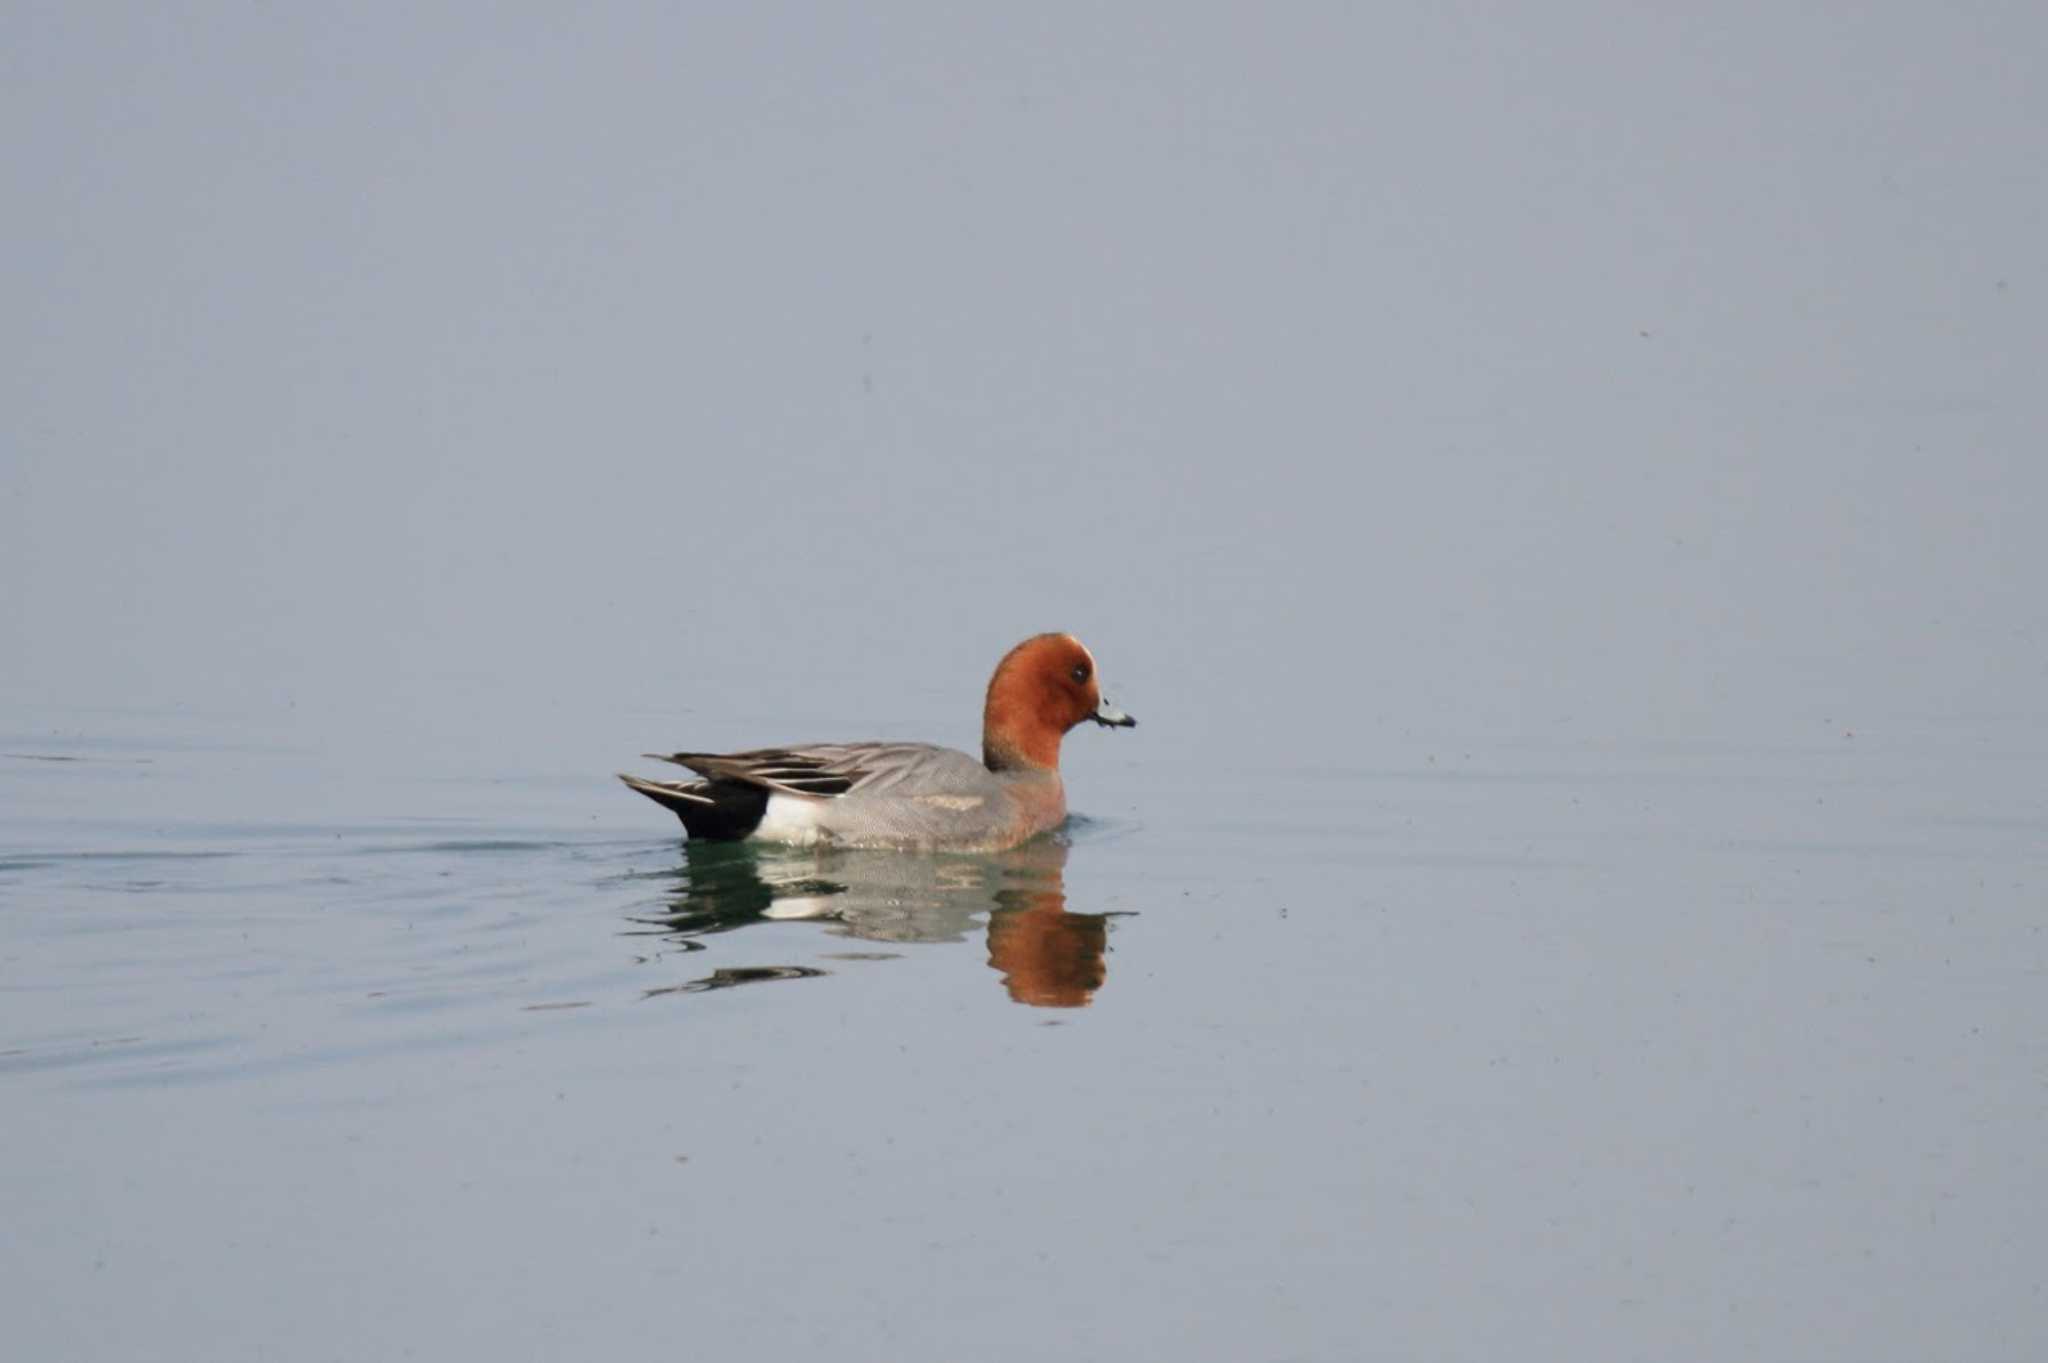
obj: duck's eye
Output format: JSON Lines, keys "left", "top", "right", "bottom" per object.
{"left": 1070, "top": 663, "right": 1090, "bottom": 684}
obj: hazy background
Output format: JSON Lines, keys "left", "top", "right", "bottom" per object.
{"left": 5, "top": 5, "right": 2045, "bottom": 1361}
{"left": 7, "top": 3, "right": 2041, "bottom": 752}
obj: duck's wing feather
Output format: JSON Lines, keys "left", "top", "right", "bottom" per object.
{"left": 642, "top": 742, "right": 988, "bottom": 801}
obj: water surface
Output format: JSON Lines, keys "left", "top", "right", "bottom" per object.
{"left": 6, "top": 704, "right": 2044, "bottom": 1360}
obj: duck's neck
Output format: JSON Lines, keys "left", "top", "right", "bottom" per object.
{"left": 983, "top": 722, "right": 1063, "bottom": 773}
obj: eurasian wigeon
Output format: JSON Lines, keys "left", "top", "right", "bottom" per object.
{"left": 619, "top": 633, "right": 1136, "bottom": 851}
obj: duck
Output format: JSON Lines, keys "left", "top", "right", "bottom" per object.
{"left": 619, "top": 633, "right": 1135, "bottom": 851}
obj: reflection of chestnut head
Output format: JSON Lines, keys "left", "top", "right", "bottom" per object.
{"left": 986, "top": 897, "right": 1108, "bottom": 1008}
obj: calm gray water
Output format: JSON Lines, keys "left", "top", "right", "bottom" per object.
{"left": 7, "top": 700, "right": 2045, "bottom": 1359}
{"left": 6, "top": 5, "right": 2047, "bottom": 1360}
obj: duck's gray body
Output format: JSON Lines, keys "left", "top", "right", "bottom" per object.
{"left": 619, "top": 742, "right": 1068, "bottom": 852}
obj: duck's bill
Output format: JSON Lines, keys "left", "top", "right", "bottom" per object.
{"left": 1091, "top": 697, "right": 1137, "bottom": 728}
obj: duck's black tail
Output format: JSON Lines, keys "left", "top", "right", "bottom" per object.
{"left": 617, "top": 773, "right": 769, "bottom": 841}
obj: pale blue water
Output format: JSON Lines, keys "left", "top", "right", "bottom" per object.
{"left": 6, "top": 698, "right": 2045, "bottom": 1359}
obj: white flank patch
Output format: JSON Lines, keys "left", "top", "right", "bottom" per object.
{"left": 751, "top": 793, "right": 828, "bottom": 847}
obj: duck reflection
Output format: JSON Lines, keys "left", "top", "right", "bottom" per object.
{"left": 637, "top": 836, "right": 1111, "bottom": 1008}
